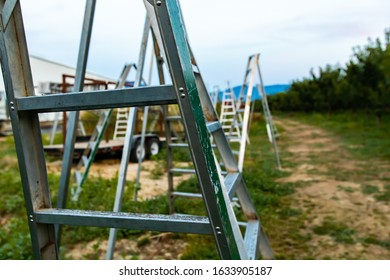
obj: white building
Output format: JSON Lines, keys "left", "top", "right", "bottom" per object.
{"left": 0, "top": 55, "right": 116, "bottom": 133}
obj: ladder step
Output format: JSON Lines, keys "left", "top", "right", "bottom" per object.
{"left": 192, "top": 63, "right": 200, "bottom": 74}
{"left": 206, "top": 121, "right": 221, "bottom": 134}
{"left": 244, "top": 220, "right": 260, "bottom": 260}
{"left": 170, "top": 168, "right": 196, "bottom": 174}
{"left": 171, "top": 192, "right": 202, "bottom": 199}
{"left": 169, "top": 143, "right": 217, "bottom": 149}
{"left": 224, "top": 173, "right": 241, "bottom": 199}
{"left": 34, "top": 209, "right": 212, "bottom": 235}
{"left": 229, "top": 138, "right": 241, "bottom": 143}
{"left": 166, "top": 116, "right": 182, "bottom": 121}
{"left": 169, "top": 143, "right": 189, "bottom": 148}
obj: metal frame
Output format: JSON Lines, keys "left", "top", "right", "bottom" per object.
{"left": 234, "top": 54, "right": 281, "bottom": 171}
{"left": 0, "top": 0, "right": 274, "bottom": 260}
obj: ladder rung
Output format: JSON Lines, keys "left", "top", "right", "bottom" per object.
{"left": 206, "top": 121, "right": 221, "bottom": 134}
{"left": 229, "top": 138, "right": 241, "bottom": 143}
{"left": 224, "top": 173, "right": 241, "bottom": 199}
{"left": 171, "top": 192, "right": 202, "bottom": 199}
{"left": 192, "top": 64, "right": 200, "bottom": 74}
{"left": 166, "top": 116, "right": 182, "bottom": 121}
{"left": 34, "top": 209, "right": 212, "bottom": 235}
{"left": 244, "top": 220, "right": 260, "bottom": 260}
{"left": 169, "top": 143, "right": 217, "bottom": 149}
{"left": 170, "top": 168, "right": 196, "bottom": 174}
{"left": 169, "top": 143, "right": 189, "bottom": 148}
{"left": 16, "top": 85, "right": 178, "bottom": 113}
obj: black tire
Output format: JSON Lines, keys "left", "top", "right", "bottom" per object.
{"left": 146, "top": 137, "right": 160, "bottom": 159}
{"left": 129, "top": 140, "right": 146, "bottom": 163}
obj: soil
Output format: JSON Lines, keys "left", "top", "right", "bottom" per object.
{"left": 47, "top": 159, "right": 191, "bottom": 201}
{"left": 65, "top": 233, "right": 188, "bottom": 260}
{"left": 275, "top": 119, "right": 390, "bottom": 259}
{"left": 46, "top": 157, "right": 192, "bottom": 259}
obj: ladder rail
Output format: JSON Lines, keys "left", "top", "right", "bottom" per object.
{"left": 105, "top": 15, "right": 151, "bottom": 260}
{"left": 0, "top": 0, "right": 58, "bottom": 259}
{"left": 256, "top": 60, "right": 282, "bottom": 170}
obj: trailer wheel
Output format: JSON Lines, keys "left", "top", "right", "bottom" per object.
{"left": 130, "top": 140, "right": 145, "bottom": 163}
{"left": 146, "top": 138, "right": 160, "bottom": 158}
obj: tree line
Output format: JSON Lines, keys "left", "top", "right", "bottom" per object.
{"left": 266, "top": 29, "right": 390, "bottom": 119}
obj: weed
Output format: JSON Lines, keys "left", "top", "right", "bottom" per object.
{"left": 361, "top": 236, "right": 390, "bottom": 250}
{"left": 278, "top": 208, "right": 302, "bottom": 219}
{"left": 337, "top": 185, "right": 356, "bottom": 193}
{"left": 313, "top": 217, "right": 356, "bottom": 244}
{"left": 149, "top": 160, "right": 164, "bottom": 179}
{"left": 361, "top": 184, "right": 380, "bottom": 195}
{"left": 137, "top": 236, "right": 151, "bottom": 248}
{"left": 374, "top": 185, "right": 390, "bottom": 202}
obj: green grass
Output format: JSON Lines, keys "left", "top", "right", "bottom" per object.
{"left": 282, "top": 112, "right": 390, "bottom": 162}
{"left": 313, "top": 217, "right": 356, "bottom": 244}
{"left": 361, "top": 184, "right": 380, "bottom": 195}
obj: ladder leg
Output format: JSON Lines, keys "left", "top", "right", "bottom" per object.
{"left": 106, "top": 16, "right": 150, "bottom": 260}
{"left": 256, "top": 60, "right": 282, "bottom": 170}
{"left": 0, "top": 0, "right": 57, "bottom": 259}
{"left": 134, "top": 51, "right": 155, "bottom": 201}
{"left": 151, "top": 32, "right": 176, "bottom": 213}
{"left": 56, "top": 0, "right": 96, "bottom": 246}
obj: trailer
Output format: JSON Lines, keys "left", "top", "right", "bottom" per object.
{"left": 44, "top": 133, "right": 161, "bottom": 162}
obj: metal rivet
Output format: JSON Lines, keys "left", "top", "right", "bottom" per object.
{"left": 215, "top": 227, "right": 221, "bottom": 230}
{"left": 156, "top": 1, "right": 162, "bottom": 6}
{"left": 10, "top": 101, "right": 14, "bottom": 105}
{"left": 217, "top": 231, "right": 222, "bottom": 235}
{"left": 11, "top": 106, "right": 14, "bottom": 111}
{"left": 179, "top": 87, "right": 186, "bottom": 98}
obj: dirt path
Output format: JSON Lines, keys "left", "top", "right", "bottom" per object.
{"left": 276, "top": 119, "right": 390, "bottom": 259}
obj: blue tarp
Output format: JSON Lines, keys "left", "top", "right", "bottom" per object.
{"left": 216, "top": 84, "right": 290, "bottom": 101}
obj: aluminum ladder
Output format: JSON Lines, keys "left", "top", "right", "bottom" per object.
{"left": 0, "top": 0, "right": 274, "bottom": 260}
{"left": 220, "top": 82, "right": 242, "bottom": 142}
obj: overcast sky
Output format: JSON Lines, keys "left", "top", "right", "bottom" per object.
{"left": 20, "top": 0, "right": 390, "bottom": 89}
